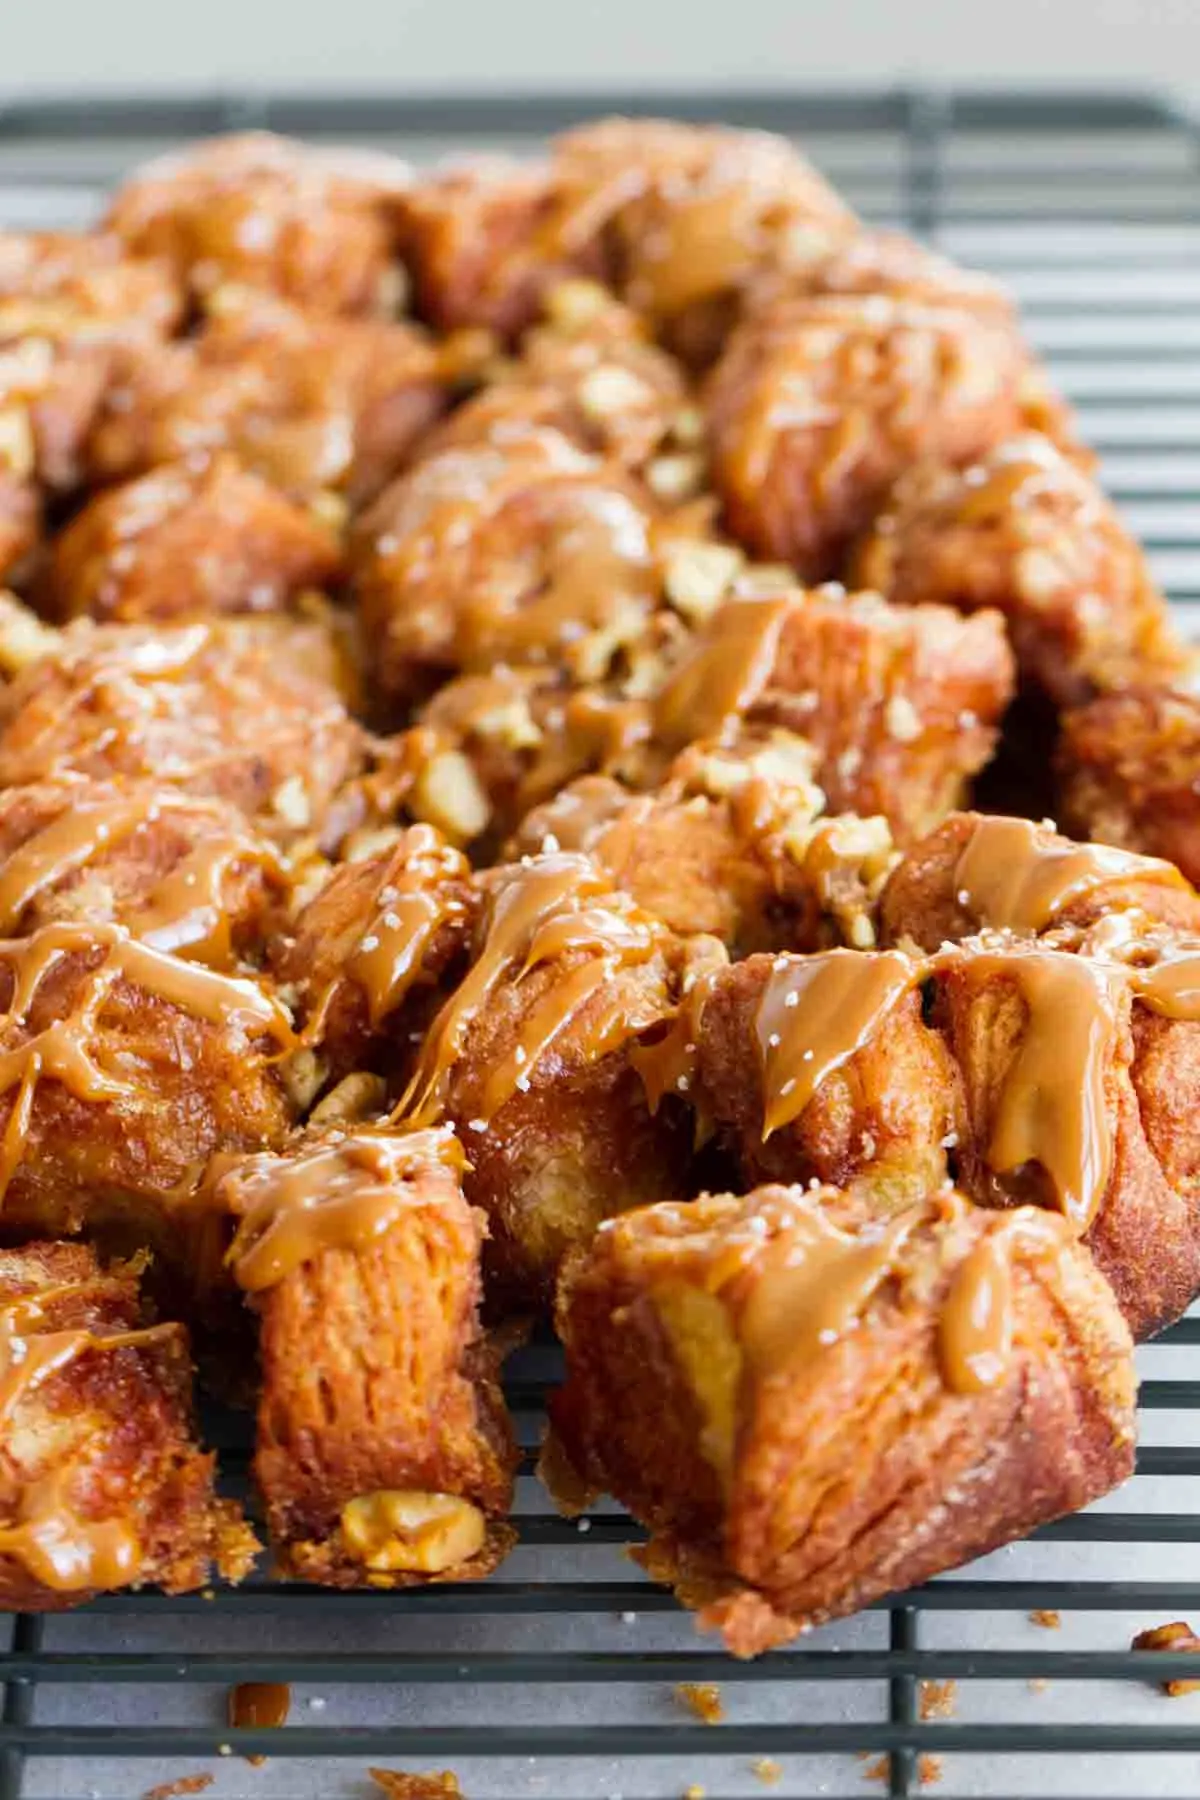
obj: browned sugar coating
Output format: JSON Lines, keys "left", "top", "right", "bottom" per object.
{"left": 706, "top": 293, "right": 1030, "bottom": 579}
{"left": 853, "top": 434, "right": 1189, "bottom": 706}
{"left": 0, "top": 1239, "right": 255, "bottom": 1608}
{"left": 87, "top": 296, "right": 448, "bottom": 506}
{"left": 0, "top": 617, "right": 366, "bottom": 845}
{"left": 551, "top": 1184, "right": 1135, "bottom": 1655}
{"left": 1058, "top": 687, "right": 1200, "bottom": 889}
{"left": 106, "top": 132, "right": 410, "bottom": 316}
{"left": 38, "top": 457, "right": 341, "bottom": 625}
{"left": 205, "top": 1127, "right": 516, "bottom": 1586}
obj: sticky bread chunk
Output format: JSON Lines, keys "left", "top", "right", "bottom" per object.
{"left": 87, "top": 297, "right": 448, "bottom": 507}
{"left": 106, "top": 132, "right": 410, "bottom": 317}
{"left": 421, "top": 284, "right": 692, "bottom": 476}
{"left": 0, "top": 777, "right": 289, "bottom": 968}
{"left": 553, "top": 117, "right": 856, "bottom": 364}
{"left": 706, "top": 294, "right": 1029, "bottom": 579}
{"left": 204, "top": 1126, "right": 516, "bottom": 1586}
{"left": 0, "top": 231, "right": 182, "bottom": 492}
{"left": 510, "top": 731, "right": 896, "bottom": 955}
{"left": 682, "top": 949, "right": 961, "bottom": 1205}
{"left": 753, "top": 228, "right": 1015, "bottom": 322}
{"left": 271, "top": 824, "right": 477, "bottom": 1085}
{"left": 1058, "top": 687, "right": 1200, "bottom": 888}
{"left": 398, "top": 119, "right": 852, "bottom": 346}
{"left": 38, "top": 457, "right": 341, "bottom": 625}
{"left": 351, "top": 424, "right": 702, "bottom": 708}
{"left": 549, "top": 1184, "right": 1135, "bottom": 1655}
{"left": 0, "top": 920, "right": 295, "bottom": 1264}
{"left": 395, "top": 851, "right": 725, "bottom": 1301}
{"left": 745, "top": 589, "right": 1015, "bottom": 842}
{"left": 0, "top": 1240, "right": 256, "bottom": 1608}
{"left": 0, "top": 616, "right": 366, "bottom": 845}
{"left": 853, "top": 435, "right": 1189, "bottom": 706}
{"left": 881, "top": 810, "right": 1200, "bottom": 954}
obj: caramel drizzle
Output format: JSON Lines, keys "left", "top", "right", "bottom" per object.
{"left": 735, "top": 1197, "right": 920, "bottom": 1377}
{"left": 953, "top": 947, "right": 1123, "bottom": 1231}
{"left": 345, "top": 827, "right": 470, "bottom": 1028}
{"left": 0, "top": 920, "right": 294, "bottom": 1201}
{"left": 755, "top": 948, "right": 918, "bottom": 1138}
{"left": 953, "top": 815, "right": 1184, "bottom": 936}
{"left": 1128, "top": 940, "right": 1200, "bottom": 1020}
{"left": 397, "top": 853, "right": 658, "bottom": 1127}
{"left": 951, "top": 435, "right": 1095, "bottom": 525}
{"left": 938, "top": 1230, "right": 1014, "bottom": 1394}
{"left": 216, "top": 1125, "right": 465, "bottom": 1292}
{"left": 652, "top": 596, "right": 792, "bottom": 751}
{"left": 0, "top": 1284, "right": 177, "bottom": 1591}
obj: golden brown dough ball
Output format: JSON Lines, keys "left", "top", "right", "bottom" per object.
{"left": 1058, "top": 687, "right": 1200, "bottom": 889}
{"left": 853, "top": 435, "right": 1189, "bottom": 705}
{"left": 87, "top": 295, "right": 448, "bottom": 507}
{"left": 0, "top": 1239, "right": 256, "bottom": 1609}
{"left": 0, "top": 616, "right": 366, "bottom": 845}
{"left": 550, "top": 1183, "right": 1134, "bottom": 1654}
{"left": 204, "top": 1125, "right": 516, "bottom": 1586}
{"left": 106, "top": 131, "right": 410, "bottom": 317}
{"left": 706, "top": 294, "right": 1029, "bottom": 579}
{"left": 38, "top": 457, "right": 341, "bottom": 625}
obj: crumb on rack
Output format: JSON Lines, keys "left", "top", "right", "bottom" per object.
{"left": 752, "top": 1756, "right": 782, "bottom": 1784}
{"left": 919, "top": 1754, "right": 944, "bottom": 1786}
{"left": 1029, "top": 1609, "right": 1061, "bottom": 1629}
{"left": 862, "top": 1752, "right": 889, "bottom": 1781}
{"left": 1028, "top": 1677, "right": 1050, "bottom": 1694}
{"left": 141, "top": 1778, "right": 214, "bottom": 1800}
{"left": 369, "top": 1771, "right": 464, "bottom": 1798}
{"left": 1132, "top": 1620, "right": 1200, "bottom": 1694}
{"left": 919, "top": 1678, "right": 957, "bottom": 1721}
{"left": 682, "top": 1785, "right": 707, "bottom": 1800}
{"left": 675, "top": 1681, "right": 724, "bottom": 1724}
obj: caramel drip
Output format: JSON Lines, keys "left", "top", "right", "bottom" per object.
{"left": 480, "top": 956, "right": 616, "bottom": 1118}
{"left": 0, "top": 1285, "right": 178, "bottom": 1592}
{"left": 632, "top": 967, "right": 719, "bottom": 1117}
{"left": 952, "top": 436, "right": 1092, "bottom": 524}
{"left": 953, "top": 816, "right": 1183, "bottom": 935}
{"left": 0, "top": 921, "right": 294, "bottom": 1200}
{"left": 0, "top": 797, "right": 156, "bottom": 934}
{"left": 349, "top": 891, "right": 445, "bottom": 1027}
{"left": 133, "top": 830, "right": 282, "bottom": 968}
{"left": 1130, "top": 942, "right": 1200, "bottom": 1020}
{"left": 652, "top": 596, "right": 792, "bottom": 751}
{"left": 229, "top": 1681, "right": 291, "bottom": 1733}
{"left": 630, "top": 182, "right": 766, "bottom": 317}
{"left": 217, "top": 1125, "right": 465, "bottom": 1292}
{"left": 755, "top": 948, "right": 919, "bottom": 1138}
{"left": 955, "top": 948, "right": 1122, "bottom": 1230}
{"left": 397, "top": 853, "right": 644, "bottom": 1125}
{"left": 938, "top": 1231, "right": 1014, "bottom": 1394}
{"left": 738, "top": 1201, "right": 918, "bottom": 1377}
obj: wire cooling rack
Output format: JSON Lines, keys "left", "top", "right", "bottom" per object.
{"left": 2, "top": 83, "right": 1200, "bottom": 1800}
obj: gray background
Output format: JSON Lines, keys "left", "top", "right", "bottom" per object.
{"left": 6, "top": 0, "right": 1200, "bottom": 95}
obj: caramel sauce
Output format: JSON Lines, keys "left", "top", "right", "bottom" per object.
{"left": 344, "top": 829, "right": 470, "bottom": 1028}
{"left": 0, "top": 1284, "right": 179, "bottom": 1591}
{"left": 950, "top": 435, "right": 1092, "bottom": 525}
{"left": 133, "top": 829, "right": 282, "bottom": 968}
{"left": 755, "top": 948, "right": 919, "bottom": 1138}
{"left": 0, "top": 920, "right": 294, "bottom": 1199}
{"left": 1130, "top": 941, "right": 1200, "bottom": 1020}
{"left": 938, "top": 1231, "right": 1014, "bottom": 1393}
{"left": 952, "top": 947, "right": 1122, "bottom": 1230}
{"left": 0, "top": 796, "right": 155, "bottom": 933}
{"left": 213, "top": 1126, "right": 464, "bottom": 1292}
{"left": 953, "top": 816, "right": 1184, "bottom": 935}
{"left": 736, "top": 1197, "right": 919, "bottom": 1376}
{"left": 631, "top": 966, "right": 720, "bottom": 1117}
{"left": 398, "top": 853, "right": 658, "bottom": 1126}
{"left": 652, "top": 596, "right": 792, "bottom": 751}
{"left": 629, "top": 181, "right": 768, "bottom": 318}
{"left": 229, "top": 1680, "right": 291, "bottom": 1732}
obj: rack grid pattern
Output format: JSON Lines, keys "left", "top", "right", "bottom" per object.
{"left": 2, "top": 85, "right": 1200, "bottom": 1800}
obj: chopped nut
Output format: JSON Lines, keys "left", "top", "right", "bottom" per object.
{"left": 309, "top": 489, "right": 349, "bottom": 535}
{"left": 663, "top": 542, "right": 745, "bottom": 623}
{"left": 309, "top": 1072, "right": 388, "bottom": 1128}
{"left": 732, "top": 562, "right": 797, "bottom": 596}
{"left": 1016, "top": 546, "right": 1065, "bottom": 603}
{"left": 471, "top": 694, "right": 543, "bottom": 750}
{"left": 646, "top": 451, "right": 705, "bottom": 504}
{"left": 544, "top": 278, "right": 612, "bottom": 330}
{"left": 342, "top": 824, "right": 406, "bottom": 864}
{"left": 884, "top": 694, "right": 922, "bottom": 742}
{"left": 341, "top": 1490, "right": 487, "bottom": 1575}
{"left": 577, "top": 363, "right": 654, "bottom": 420}
{"left": 1132, "top": 1620, "right": 1200, "bottom": 1694}
{"left": 0, "top": 407, "right": 35, "bottom": 480}
{"left": 410, "top": 749, "right": 491, "bottom": 844}
{"left": 280, "top": 1046, "right": 331, "bottom": 1113}
{"left": 671, "top": 404, "right": 705, "bottom": 448}
{"left": 272, "top": 775, "right": 312, "bottom": 829}
{"left": 376, "top": 262, "right": 412, "bottom": 318}
{"left": 675, "top": 1681, "right": 724, "bottom": 1725}
{"left": 0, "top": 590, "right": 57, "bottom": 676}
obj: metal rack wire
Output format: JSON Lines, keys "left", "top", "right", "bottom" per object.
{"left": 1, "top": 84, "right": 1200, "bottom": 1800}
